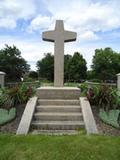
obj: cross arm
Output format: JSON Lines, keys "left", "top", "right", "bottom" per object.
{"left": 64, "top": 30, "right": 77, "bottom": 42}
{"left": 42, "top": 31, "right": 55, "bottom": 42}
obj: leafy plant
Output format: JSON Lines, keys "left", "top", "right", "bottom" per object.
{"left": 86, "top": 84, "right": 120, "bottom": 111}
{"left": 80, "top": 83, "right": 89, "bottom": 94}
{"left": 18, "top": 83, "right": 35, "bottom": 103}
{"left": 7, "top": 85, "right": 20, "bottom": 107}
{"left": 8, "top": 83, "right": 35, "bottom": 106}
{"left": 0, "top": 108, "right": 16, "bottom": 125}
{"left": 0, "top": 88, "right": 13, "bottom": 110}
{"left": 99, "top": 109, "right": 120, "bottom": 128}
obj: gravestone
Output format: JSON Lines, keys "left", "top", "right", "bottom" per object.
{"left": 0, "top": 72, "right": 5, "bottom": 88}
{"left": 37, "top": 20, "right": 80, "bottom": 99}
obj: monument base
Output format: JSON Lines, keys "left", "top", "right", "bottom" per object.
{"left": 36, "top": 87, "right": 80, "bottom": 99}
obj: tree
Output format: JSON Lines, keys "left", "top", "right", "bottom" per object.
{"left": 37, "top": 52, "right": 87, "bottom": 82}
{"left": 0, "top": 45, "right": 30, "bottom": 82}
{"left": 68, "top": 52, "right": 87, "bottom": 82}
{"left": 37, "top": 53, "right": 54, "bottom": 81}
{"left": 29, "top": 71, "right": 38, "bottom": 79}
{"left": 64, "top": 54, "right": 72, "bottom": 82}
{"left": 92, "top": 48, "right": 120, "bottom": 81}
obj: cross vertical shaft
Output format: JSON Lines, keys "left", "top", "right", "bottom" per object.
{"left": 54, "top": 38, "right": 64, "bottom": 86}
{"left": 42, "top": 20, "right": 77, "bottom": 87}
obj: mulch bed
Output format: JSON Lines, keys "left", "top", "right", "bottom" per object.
{"left": 92, "top": 105, "right": 120, "bottom": 136}
{"left": 0, "top": 104, "right": 25, "bottom": 134}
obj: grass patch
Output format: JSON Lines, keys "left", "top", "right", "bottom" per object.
{"left": 0, "top": 134, "right": 120, "bottom": 160}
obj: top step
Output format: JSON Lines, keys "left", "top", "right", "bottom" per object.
{"left": 37, "top": 87, "right": 80, "bottom": 99}
{"left": 38, "top": 99, "right": 80, "bottom": 105}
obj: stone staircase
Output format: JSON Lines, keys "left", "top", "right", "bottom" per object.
{"left": 17, "top": 87, "right": 98, "bottom": 135}
{"left": 31, "top": 98, "right": 85, "bottom": 135}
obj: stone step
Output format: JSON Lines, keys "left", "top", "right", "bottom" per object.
{"left": 33, "top": 112, "right": 83, "bottom": 121}
{"left": 37, "top": 87, "right": 80, "bottom": 99}
{"left": 38, "top": 99, "right": 80, "bottom": 105}
{"left": 31, "top": 121, "right": 85, "bottom": 130}
{"left": 31, "top": 130, "right": 80, "bottom": 135}
{"left": 36, "top": 105, "right": 81, "bottom": 112}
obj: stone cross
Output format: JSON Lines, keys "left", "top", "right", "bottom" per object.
{"left": 42, "top": 20, "right": 77, "bottom": 87}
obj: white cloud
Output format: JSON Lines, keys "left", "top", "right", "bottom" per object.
{"left": 79, "top": 31, "right": 99, "bottom": 41}
{"left": 0, "top": 34, "right": 120, "bottom": 71}
{"left": 0, "top": 0, "right": 120, "bottom": 70}
{"left": 28, "top": 15, "right": 53, "bottom": 32}
{"left": 0, "top": 36, "right": 54, "bottom": 70}
{"left": 28, "top": 0, "right": 120, "bottom": 41}
{"left": 0, "top": 0, "right": 36, "bottom": 29}
{"left": 0, "top": 18, "right": 16, "bottom": 29}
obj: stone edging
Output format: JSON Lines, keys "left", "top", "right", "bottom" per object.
{"left": 16, "top": 97, "right": 38, "bottom": 135}
{"left": 80, "top": 97, "right": 98, "bottom": 134}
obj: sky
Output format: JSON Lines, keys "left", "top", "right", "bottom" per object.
{"left": 0, "top": 0, "right": 120, "bottom": 70}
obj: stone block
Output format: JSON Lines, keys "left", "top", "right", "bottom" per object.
{"left": 36, "top": 87, "right": 80, "bottom": 99}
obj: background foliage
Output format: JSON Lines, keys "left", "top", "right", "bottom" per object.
{"left": 91, "top": 48, "right": 120, "bottom": 81}
{"left": 37, "top": 52, "right": 87, "bottom": 82}
{"left": 0, "top": 45, "right": 30, "bottom": 82}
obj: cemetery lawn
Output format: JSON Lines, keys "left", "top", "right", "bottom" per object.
{"left": 0, "top": 134, "right": 120, "bottom": 160}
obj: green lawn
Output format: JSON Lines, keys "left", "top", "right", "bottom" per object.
{"left": 0, "top": 134, "right": 120, "bottom": 160}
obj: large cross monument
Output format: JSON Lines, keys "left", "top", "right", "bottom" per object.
{"left": 37, "top": 20, "right": 80, "bottom": 100}
{"left": 42, "top": 20, "right": 76, "bottom": 87}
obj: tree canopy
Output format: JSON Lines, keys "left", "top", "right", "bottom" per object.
{"left": 0, "top": 45, "right": 30, "bottom": 82}
{"left": 91, "top": 47, "right": 120, "bottom": 81}
{"left": 68, "top": 52, "right": 87, "bottom": 82}
{"left": 36, "top": 52, "right": 87, "bottom": 82}
{"left": 28, "top": 71, "right": 38, "bottom": 79}
{"left": 37, "top": 53, "right": 54, "bottom": 81}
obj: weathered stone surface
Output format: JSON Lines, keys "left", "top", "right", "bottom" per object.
{"left": 38, "top": 99, "right": 80, "bottom": 105}
{"left": 16, "top": 97, "right": 38, "bottom": 135}
{"left": 42, "top": 20, "right": 76, "bottom": 87}
{"left": 37, "top": 86, "right": 80, "bottom": 99}
{"left": 36, "top": 105, "right": 81, "bottom": 112}
{"left": 80, "top": 97, "right": 98, "bottom": 134}
{"left": 34, "top": 112, "right": 83, "bottom": 121}
{"left": 31, "top": 130, "right": 79, "bottom": 135}
{"left": 117, "top": 73, "right": 120, "bottom": 90}
{"left": 31, "top": 120, "right": 84, "bottom": 130}
{"left": 0, "top": 71, "right": 5, "bottom": 88}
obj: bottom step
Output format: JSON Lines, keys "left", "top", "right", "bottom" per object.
{"left": 31, "top": 130, "right": 82, "bottom": 135}
{"left": 31, "top": 121, "right": 85, "bottom": 130}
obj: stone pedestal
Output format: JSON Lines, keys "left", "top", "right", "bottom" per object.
{"left": 37, "top": 87, "right": 80, "bottom": 99}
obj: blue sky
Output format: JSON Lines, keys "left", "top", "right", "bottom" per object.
{"left": 0, "top": 0, "right": 120, "bottom": 70}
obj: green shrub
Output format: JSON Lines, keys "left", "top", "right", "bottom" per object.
{"left": 90, "top": 79, "right": 101, "bottom": 83}
{"left": 23, "top": 77, "right": 34, "bottom": 82}
{"left": 86, "top": 84, "right": 120, "bottom": 111}
{"left": 8, "top": 83, "right": 35, "bottom": 106}
{"left": 80, "top": 83, "right": 88, "bottom": 93}
{"left": 0, "top": 83, "right": 35, "bottom": 109}
{"left": 0, "top": 88, "right": 13, "bottom": 109}
{"left": 0, "top": 108, "right": 16, "bottom": 125}
{"left": 99, "top": 109, "right": 120, "bottom": 128}
{"left": 18, "top": 83, "right": 35, "bottom": 103}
